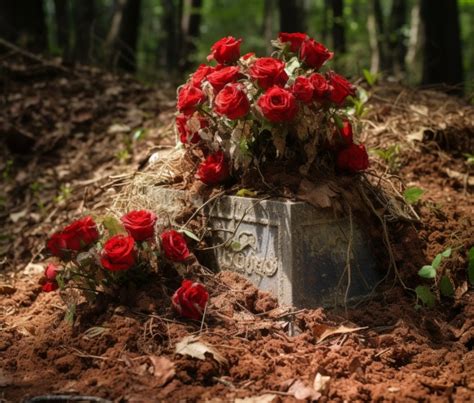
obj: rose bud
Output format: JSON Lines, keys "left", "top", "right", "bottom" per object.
{"left": 249, "top": 57, "right": 288, "bottom": 90}
{"left": 299, "top": 38, "right": 333, "bottom": 70}
{"left": 241, "top": 52, "right": 255, "bottom": 60}
{"left": 160, "top": 230, "right": 190, "bottom": 262}
{"left": 278, "top": 32, "right": 308, "bottom": 52}
{"left": 42, "top": 263, "right": 60, "bottom": 292}
{"left": 214, "top": 83, "right": 250, "bottom": 120}
{"left": 309, "top": 73, "right": 330, "bottom": 101}
{"left": 206, "top": 66, "right": 241, "bottom": 93}
{"left": 196, "top": 150, "right": 230, "bottom": 186}
{"left": 336, "top": 143, "right": 369, "bottom": 173}
{"left": 257, "top": 86, "right": 298, "bottom": 122}
{"left": 291, "top": 76, "right": 314, "bottom": 103}
{"left": 326, "top": 71, "right": 356, "bottom": 105}
{"left": 177, "top": 83, "right": 206, "bottom": 115}
{"left": 42, "top": 281, "right": 59, "bottom": 293}
{"left": 207, "top": 36, "right": 242, "bottom": 64}
{"left": 100, "top": 235, "right": 136, "bottom": 271}
{"left": 176, "top": 114, "right": 208, "bottom": 144}
{"left": 61, "top": 216, "right": 99, "bottom": 252}
{"left": 190, "top": 64, "right": 214, "bottom": 88}
{"left": 121, "top": 210, "right": 157, "bottom": 242}
{"left": 172, "top": 279, "right": 209, "bottom": 320}
{"left": 339, "top": 120, "right": 353, "bottom": 147}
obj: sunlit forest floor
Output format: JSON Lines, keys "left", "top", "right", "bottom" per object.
{"left": 1, "top": 56, "right": 473, "bottom": 401}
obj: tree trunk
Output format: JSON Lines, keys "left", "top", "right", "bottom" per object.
{"left": 0, "top": 0, "right": 47, "bottom": 52}
{"left": 321, "top": 0, "right": 330, "bottom": 44}
{"left": 180, "top": 0, "right": 202, "bottom": 71}
{"left": 54, "top": 0, "right": 70, "bottom": 61}
{"left": 278, "top": 0, "right": 306, "bottom": 33}
{"left": 332, "top": 0, "right": 345, "bottom": 53}
{"left": 405, "top": 0, "right": 422, "bottom": 81}
{"left": 388, "top": 0, "right": 407, "bottom": 77}
{"left": 262, "top": 0, "right": 275, "bottom": 54}
{"left": 368, "top": 0, "right": 389, "bottom": 73}
{"left": 420, "top": 0, "right": 463, "bottom": 93}
{"left": 73, "top": 0, "right": 95, "bottom": 63}
{"left": 161, "top": 0, "right": 179, "bottom": 71}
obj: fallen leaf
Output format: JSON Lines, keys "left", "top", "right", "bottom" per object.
{"left": 297, "top": 179, "right": 338, "bottom": 209}
{"left": 407, "top": 127, "right": 426, "bottom": 143}
{"left": 312, "top": 323, "right": 367, "bottom": 343}
{"left": 148, "top": 355, "right": 175, "bottom": 386}
{"left": 9, "top": 209, "right": 28, "bottom": 223}
{"left": 0, "top": 283, "right": 16, "bottom": 295}
{"left": 313, "top": 372, "right": 331, "bottom": 392}
{"left": 288, "top": 379, "right": 321, "bottom": 401}
{"left": 235, "top": 394, "right": 277, "bottom": 403}
{"left": 107, "top": 123, "right": 131, "bottom": 134}
{"left": 175, "top": 336, "right": 228, "bottom": 365}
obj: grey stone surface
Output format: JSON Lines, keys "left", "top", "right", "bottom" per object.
{"left": 147, "top": 187, "right": 382, "bottom": 308}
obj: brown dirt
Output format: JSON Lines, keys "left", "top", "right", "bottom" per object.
{"left": 1, "top": 60, "right": 474, "bottom": 402}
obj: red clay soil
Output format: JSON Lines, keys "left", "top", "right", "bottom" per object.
{"left": 1, "top": 60, "right": 473, "bottom": 401}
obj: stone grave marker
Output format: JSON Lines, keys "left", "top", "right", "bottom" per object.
{"left": 148, "top": 187, "right": 383, "bottom": 308}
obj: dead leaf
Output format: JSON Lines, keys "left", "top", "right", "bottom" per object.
{"left": 107, "top": 123, "right": 130, "bottom": 134}
{"left": 148, "top": 355, "right": 175, "bottom": 386}
{"left": 235, "top": 394, "right": 277, "bottom": 403}
{"left": 9, "top": 209, "right": 28, "bottom": 223}
{"left": 313, "top": 372, "right": 330, "bottom": 393}
{"left": 407, "top": 127, "right": 426, "bottom": 143}
{"left": 297, "top": 179, "right": 338, "bottom": 209}
{"left": 312, "top": 323, "right": 367, "bottom": 343}
{"left": 0, "top": 284, "right": 16, "bottom": 295}
{"left": 288, "top": 379, "right": 321, "bottom": 401}
{"left": 175, "top": 336, "right": 228, "bottom": 365}
{"left": 445, "top": 168, "right": 474, "bottom": 186}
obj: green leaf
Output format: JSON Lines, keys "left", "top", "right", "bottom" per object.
{"left": 56, "top": 273, "right": 65, "bottom": 290}
{"left": 439, "top": 275, "right": 454, "bottom": 297}
{"left": 403, "top": 187, "right": 425, "bottom": 204}
{"left": 468, "top": 247, "right": 474, "bottom": 285}
{"left": 236, "top": 188, "right": 256, "bottom": 198}
{"left": 102, "top": 216, "right": 126, "bottom": 236}
{"left": 418, "top": 265, "right": 436, "bottom": 279}
{"left": 441, "top": 247, "right": 452, "bottom": 258}
{"left": 65, "top": 303, "right": 76, "bottom": 324}
{"left": 133, "top": 128, "right": 147, "bottom": 141}
{"left": 362, "top": 68, "right": 377, "bottom": 86}
{"left": 333, "top": 114, "right": 344, "bottom": 129}
{"left": 230, "top": 241, "right": 241, "bottom": 251}
{"left": 415, "top": 285, "right": 436, "bottom": 307}
{"left": 180, "top": 229, "right": 200, "bottom": 242}
{"left": 432, "top": 254, "right": 443, "bottom": 270}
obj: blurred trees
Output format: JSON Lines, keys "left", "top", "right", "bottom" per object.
{"left": 0, "top": 0, "right": 472, "bottom": 94}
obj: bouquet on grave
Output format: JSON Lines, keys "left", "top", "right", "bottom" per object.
{"left": 42, "top": 212, "right": 209, "bottom": 321}
{"left": 175, "top": 33, "right": 369, "bottom": 187}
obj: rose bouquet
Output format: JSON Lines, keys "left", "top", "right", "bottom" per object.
{"left": 175, "top": 33, "right": 369, "bottom": 187}
{"left": 43, "top": 211, "right": 208, "bottom": 322}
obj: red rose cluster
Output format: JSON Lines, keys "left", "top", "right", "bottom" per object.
{"left": 174, "top": 32, "right": 368, "bottom": 183}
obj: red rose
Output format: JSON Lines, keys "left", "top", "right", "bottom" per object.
{"left": 326, "top": 72, "right": 355, "bottom": 105}
{"left": 206, "top": 66, "right": 241, "bottom": 93}
{"left": 309, "top": 73, "right": 330, "bottom": 101}
{"left": 214, "top": 83, "right": 250, "bottom": 120}
{"left": 121, "top": 210, "right": 157, "bottom": 241}
{"left": 100, "top": 235, "right": 136, "bottom": 271}
{"left": 291, "top": 76, "right": 314, "bottom": 103}
{"left": 208, "top": 36, "right": 242, "bottom": 64}
{"left": 339, "top": 120, "right": 353, "bottom": 146}
{"left": 161, "top": 230, "right": 190, "bottom": 262}
{"left": 249, "top": 57, "right": 288, "bottom": 89}
{"left": 257, "top": 86, "right": 298, "bottom": 122}
{"left": 196, "top": 150, "right": 230, "bottom": 185}
{"left": 42, "top": 281, "right": 58, "bottom": 292}
{"left": 61, "top": 216, "right": 99, "bottom": 252}
{"left": 177, "top": 84, "right": 206, "bottom": 115}
{"left": 47, "top": 232, "right": 67, "bottom": 257}
{"left": 176, "top": 114, "right": 208, "bottom": 144}
{"left": 336, "top": 143, "right": 369, "bottom": 173}
{"left": 299, "top": 39, "right": 333, "bottom": 69}
{"left": 172, "top": 279, "right": 209, "bottom": 320}
{"left": 242, "top": 52, "right": 255, "bottom": 60}
{"left": 42, "top": 263, "right": 59, "bottom": 292}
{"left": 278, "top": 32, "right": 307, "bottom": 52}
{"left": 191, "top": 64, "right": 214, "bottom": 88}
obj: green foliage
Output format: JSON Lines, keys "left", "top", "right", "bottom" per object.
{"left": 415, "top": 285, "right": 436, "bottom": 308}
{"left": 236, "top": 188, "right": 256, "bottom": 197}
{"left": 468, "top": 247, "right": 474, "bottom": 285}
{"left": 362, "top": 69, "right": 378, "bottom": 86}
{"left": 439, "top": 275, "right": 454, "bottom": 297}
{"left": 55, "top": 184, "right": 72, "bottom": 204}
{"left": 403, "top": 187, "right": 425, "bottom": 205}
{"left": 102, "top": 216, "right": 126, "bottom": 236}
{"left": 463, "top": 153, "right": 474, "bottom": 165}
{"left": 180, "top": 229, "right": 200, "bottom": 242}
{"left": 371, "top": 145, "right": 401, "bottom": 172}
